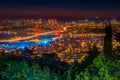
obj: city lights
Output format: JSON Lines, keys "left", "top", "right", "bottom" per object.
{"left": 0, "top": 0, "right": 120, "bottom": 79}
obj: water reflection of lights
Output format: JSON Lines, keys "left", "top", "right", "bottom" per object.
{"left": 44, "top": 40, "right": 48, "bottom": 44}
{"left": 0, "top": 35, "right": 60, "bottom": 50}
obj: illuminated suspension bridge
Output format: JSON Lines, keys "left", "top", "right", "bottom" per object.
{"left": 0, "top": 25, "right": 63, "bottom": 42}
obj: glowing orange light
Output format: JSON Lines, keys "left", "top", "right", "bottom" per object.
{"left": 34, "top": 25, "right": 40, "bottom": 34}
{"left": 56, "top": 25, "right": 61, "bottom": 38}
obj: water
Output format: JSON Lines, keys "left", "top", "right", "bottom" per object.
{"left": 0, "top": 35, "right": 56, "bottom": 50}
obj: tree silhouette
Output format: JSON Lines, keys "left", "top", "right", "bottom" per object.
{"left": 103, "top": 22, "right": 113, "bottom": 60}
{"left": 31, "top": 53, "right": 70, "bottom": 74}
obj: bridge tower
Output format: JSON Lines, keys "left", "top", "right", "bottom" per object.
{"left": 56, "top": 25, "right": 61, "bottom": 38}
{"left": 34, "top": 24, "right": 40, "bottom": 35}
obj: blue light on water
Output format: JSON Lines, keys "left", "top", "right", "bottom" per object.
{"left": 0, "top": 35, "right": 56, "bottom": 50}
{"left": 44, "top": 40, "right": 47, "bottom": 44}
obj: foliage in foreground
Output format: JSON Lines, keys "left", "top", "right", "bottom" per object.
{"left": 0, "top": 61, "right": 61, "bottom": 80}
{"left": 75, "top": 55, "right": 120, "bottom": 80}
{"left": 0, "top": 54, "right": 120, "bottom": 80}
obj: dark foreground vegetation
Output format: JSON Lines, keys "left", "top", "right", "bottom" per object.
{"left": 0, "top": 52, "right": 120, "bottom": 80}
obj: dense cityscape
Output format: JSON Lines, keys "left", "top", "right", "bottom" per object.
{"left": 0, "top": 18, "right": 119, "bottom": 63}
{"left": 0, "top": 0, "right": 120, "bottom": 79}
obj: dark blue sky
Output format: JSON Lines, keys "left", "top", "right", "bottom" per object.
{"left": 0, "top": 0, "right": 120, "bottom": 18}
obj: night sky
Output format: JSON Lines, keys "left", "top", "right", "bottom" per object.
{"left": 0, "top": 0, "right": 120, "bottom": 18}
